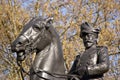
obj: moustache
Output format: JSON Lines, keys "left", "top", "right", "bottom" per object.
{"left": 84, "top": 40, "right": 94, "bottom": 43}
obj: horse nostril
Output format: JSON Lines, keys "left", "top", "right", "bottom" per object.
{"left": 16, "top": 41, "right": 23, "bottom": 47}
{"left": 18, "top": 41, "right": 22, "bottom": 45}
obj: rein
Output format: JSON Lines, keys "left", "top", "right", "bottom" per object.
{"left": 17, "top": 59, "right": 79, "bottom": 80}
{"left": 17, "top": 60, "right": 51, "bottom": 80}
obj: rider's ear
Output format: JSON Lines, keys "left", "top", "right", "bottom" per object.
{"left": 45, "top": 17, "right": 53, "bottom": 29}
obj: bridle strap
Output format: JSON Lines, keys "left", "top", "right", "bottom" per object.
{"left": 17, "top": 60, "right": 29, "bottom": 80}
{"left": 34, "top": 68, "right": 80, "bottom": 79}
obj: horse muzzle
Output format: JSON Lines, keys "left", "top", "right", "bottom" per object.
{"left": 11, "top": 43, "right": 25, "bottom": 52}
{"left": 11, "top": 37, "right": 27, "bottom": 52}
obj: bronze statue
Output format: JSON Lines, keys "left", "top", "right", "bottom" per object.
{"left": 68, "top": 22, "right": 109, "bottom": 80}
{"left": 11, "top": 17, "right": 67, "bottom": 80}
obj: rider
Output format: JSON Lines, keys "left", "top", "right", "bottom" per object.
{"left": 68, "top": 22, "right": 109, "bottom": 80}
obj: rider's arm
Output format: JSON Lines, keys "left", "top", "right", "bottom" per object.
{"left": 87, "top": 46, "right": 109, "bottom": 75}
{"left": 68, "top": 54, "right": 81, "bottom": 74}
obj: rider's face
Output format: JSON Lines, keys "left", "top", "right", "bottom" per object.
{"left": 82, "top": 33, "right": 97, "bottom": 49}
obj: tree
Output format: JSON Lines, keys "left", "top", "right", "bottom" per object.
{"left": 0, "top": 0, "right": 30, "bottom": 80}
{"left": 0, "top": 0, "right": 120, "bottom": 79}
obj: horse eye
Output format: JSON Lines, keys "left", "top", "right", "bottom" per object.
{"left": 33, "top": 24, "right": 43, "bottom": 32}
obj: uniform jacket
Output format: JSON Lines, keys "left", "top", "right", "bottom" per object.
{"left": 68, "top": 46, "right": 109, "bottom": 80}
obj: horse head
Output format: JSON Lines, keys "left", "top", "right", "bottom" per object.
{"left": 11, "top": 17, "right": 53, "bottom": 59}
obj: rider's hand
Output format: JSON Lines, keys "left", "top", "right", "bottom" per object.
{"left": 77, "top": 66, "right": 88, "bottom": 76}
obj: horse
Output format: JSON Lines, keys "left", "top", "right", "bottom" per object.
{"left": 11, "top": 17, "right": 67, "bottom": 80}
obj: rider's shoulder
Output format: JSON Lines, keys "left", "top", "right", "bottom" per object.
{"left": 97, "top": 46, "right": 108, "bottom": 51}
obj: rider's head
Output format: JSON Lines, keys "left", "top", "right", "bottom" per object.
{"left": 80, "top": 22, "right": 100, "bottom": 49}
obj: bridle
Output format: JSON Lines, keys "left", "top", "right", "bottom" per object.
{"left": 16, "top": 26, "right": 46, "bottom": 80}
{"left": 15, "top": 26, "right": 80, "bottom": 80}
{"left": 19, "top": 26, "right": 46, "bottom": 53}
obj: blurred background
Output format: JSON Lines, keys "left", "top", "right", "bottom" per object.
{"left": 0, "top": 0, "right": 120, "bottom": 80}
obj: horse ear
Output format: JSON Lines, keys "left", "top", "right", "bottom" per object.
{"left": 46, "top": 17, "right": 53, "bottom": 24}
{"left": 45, "top": 17, "right": 53, "bottom": 29}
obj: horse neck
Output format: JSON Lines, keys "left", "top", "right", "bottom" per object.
{"left": 46, "top": 26, "right": 63, "bottom": 56}
{"left": 48, "top": 26, "right": 61, "bottom": 45}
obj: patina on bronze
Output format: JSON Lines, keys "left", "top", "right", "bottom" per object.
{"left": 11, "top": 17, "right": 66, "bottom": 80}
{"left": 68, "top": 22, "right": 109, "bottom": 80}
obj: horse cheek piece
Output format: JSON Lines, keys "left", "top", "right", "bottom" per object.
{"left": 11, "top": 32, "right": 30, "bottom": 61}
{"left": 11, "top": 17, "right": 66, "bottom": 80}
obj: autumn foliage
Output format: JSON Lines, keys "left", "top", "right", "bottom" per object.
{"left": 0, "top": 0, "right": 120, "bottom": 80}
